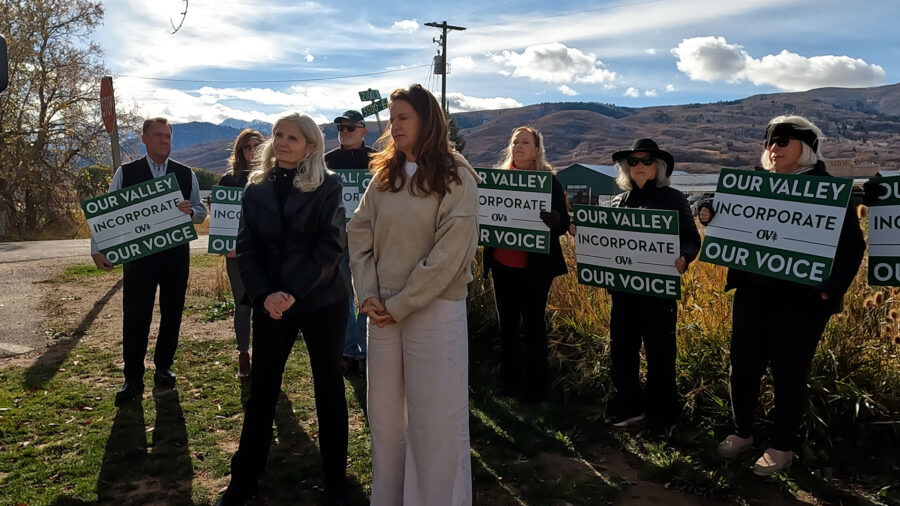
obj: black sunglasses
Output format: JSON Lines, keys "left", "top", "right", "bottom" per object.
{"left": 766, "top": 136, "right": 793, "bottom": 148}
{"left": 337, "top": 125, "right": 363, "bottom": 132}
{"left": 626, "top": 156, "right": 656, "bottom": 167}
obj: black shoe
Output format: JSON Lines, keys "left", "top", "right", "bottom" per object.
{"left": 342, "top": 357, "right": 356, "bottom": 375}
{"left": 114, "top": 381, "right": 143, "bottom": 406}
{"left": 153, "top": 369, "right": 177, "bottom": 389}
{"left": 214, "top": 484, "right": 254, "bottom": 506}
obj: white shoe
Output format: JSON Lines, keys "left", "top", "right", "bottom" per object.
{"left": 717, "top": 434, "right": 753, "bottom": 458}
{"left": 752, "top": 448, "right": 793, "bottom": 476}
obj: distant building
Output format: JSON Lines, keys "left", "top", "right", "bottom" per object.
{"left": 670, "top": 173, "right": 720, "bottom": 195}
{"left": 556, "top": 163, "right": 619, "bottom": 205}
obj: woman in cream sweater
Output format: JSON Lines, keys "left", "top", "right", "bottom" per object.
{"left": 348, "top": 84, "right": 479, "bottom": 506}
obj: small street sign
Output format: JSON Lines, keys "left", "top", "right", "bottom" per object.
{"left": 361, "top": 98, "right": 388, "bottom": 117}
{"left": 358, "top": 89, "right": 381, "bottom": 102}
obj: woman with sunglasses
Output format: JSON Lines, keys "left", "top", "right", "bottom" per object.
{"left": 699, "top": 116, "right": 864, "bottom": 476}
{"left": 218, "top": 128, "right": 263, "bottom": 379}
{"left": 348, "top": 84, "right": 479, "bottom": 505}
{"left": 606, "top": 138, "right": 701, "bottom": 438}
{"left": 482, "top": 126, "right": 570, "bottom": 403}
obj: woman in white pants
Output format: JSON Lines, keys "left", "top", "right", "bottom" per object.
{"left": 348, "top": 83, "right": 479, "bottom": 506}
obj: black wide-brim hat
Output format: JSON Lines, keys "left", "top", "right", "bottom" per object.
{"left": 612, "top": 138, "right": 675, "bottom": 176}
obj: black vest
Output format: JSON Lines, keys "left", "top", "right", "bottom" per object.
{"left": 121, "top": 156, "right": 193, "bottom": 200}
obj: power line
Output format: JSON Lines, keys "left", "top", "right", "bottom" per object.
{"left": 109, "top": 64, "right": 431, "bottom": 84}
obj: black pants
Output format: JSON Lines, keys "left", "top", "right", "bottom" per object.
{"left": 229, "top": 299, "right": 349, "bottom": 497}
{"left": 729, "top": 287, "right": 830, "bottom": 451}
{"left": 608, "top": 292, "right": 678, "bottom": 425}
{"left": 491, "top": 264, "right": 554, "bottom": 399}
{"left": 121, "top": 244, "right": 190, "bottom": 383}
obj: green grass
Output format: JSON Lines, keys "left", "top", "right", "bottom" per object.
{"left": 4, "top": 258, "right": 897, "bottom": 506}
{"left": 53, "top": 263, "right": 123, "bottom": 281}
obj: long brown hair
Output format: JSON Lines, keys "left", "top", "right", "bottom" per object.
{"left": 369, "top": 84, "right": 461, "bottom": 197}
{"left": 228, "top": 128, "right": 264, "bottom": 177}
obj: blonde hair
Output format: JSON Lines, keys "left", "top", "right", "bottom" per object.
{"left": 249, "top": 113, "right": 326, "bottom": 192}
{"left": 613, "top": 159, "right": 670, "bottom": 191}
{"left": 496, "top": 126, "right": 555, "bottom": 173}
{"left": 760, "top": 115, "right": 823, "bottom": 171}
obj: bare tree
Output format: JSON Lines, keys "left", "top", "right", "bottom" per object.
{"left": 0, "top": 0, "right": 137, "bottom": 239}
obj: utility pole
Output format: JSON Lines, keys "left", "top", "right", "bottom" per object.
{"left": 424, "top": 21, "right": 465, "bottom": 115}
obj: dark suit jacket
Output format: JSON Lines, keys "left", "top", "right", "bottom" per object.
{"left": 236, "top": 172, "right": 351, "bottom": 312}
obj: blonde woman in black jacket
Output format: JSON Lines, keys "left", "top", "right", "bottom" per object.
{"left": 217, "top": 113, "right": 350, "bottom": 506}
{"left": 605, "top": 139, "right": 700, "bottom": 438}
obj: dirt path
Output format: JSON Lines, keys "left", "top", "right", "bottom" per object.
{"left": 0, "top": 258, "right": 87, "bottom": 357}
{"left": 0, "top": 237, "right": 210, "bottom": 358}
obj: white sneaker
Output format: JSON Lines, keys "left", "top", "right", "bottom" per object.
{"left": 753, "top": 448, "right": 793, "bottom": 476}
{"left": 717, "top": 434, "right": 754, "bottom": 458}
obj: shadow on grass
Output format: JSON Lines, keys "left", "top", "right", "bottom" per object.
{"left": 255, "top": 392, "right": 368, "bottom": 505}
{"left": 467, "top": 332, "right": 624, "bottom": 506}
{"left": 93, "top": 388, "right": 193, "bottom": 505}
{"left": 23, "top": 278, "right": 123, "bottom": 390}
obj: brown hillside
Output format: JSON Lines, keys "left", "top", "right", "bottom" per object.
{"left": 173, "top": 83, "right": 900, "bottom": 176}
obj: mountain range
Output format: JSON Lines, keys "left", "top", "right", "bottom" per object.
{"left": 168, "top": 83, "right": 900, "bottom": 177}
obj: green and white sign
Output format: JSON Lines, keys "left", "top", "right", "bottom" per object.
{"left": 866, "top": 176, "right": 900, "bottom": 286}
{"left": 475, "top": 167, "right": 552, "bottom": 254}
{"left": 81, "top": 174, "right": 196, "bottom": 265}
{"left": 699, "top": 168, "right": 852, "bottom": 286}
{"left": 336, "top": 169, "right": 371, "bottom": 221}
{"left": 358, "top": 89, "right": 381, "bottom": 102}
{"left": 208, "top": 185, "right": 243, "bottom": 255}
{"left": 574, "top": 205, "right": 681, "bottom": 299}
{"left": 361, "top": 98, "right": 388, "bottom": 117}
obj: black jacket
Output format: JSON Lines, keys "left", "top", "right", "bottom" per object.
{"left": 324, "top": 144, "right": 373, "bottom": 171}
{"left": 484, "top": 175, "right": 571, "bottom": 280}
{"left": 610, "top": 183, "right": 702, "bottom": 264}
{"left": 236, "top": 171, "right": 350, "bottom": 312}
{"left": 218, "top": 170, "right": 249, "bottom": 188}
{"left": 722, "top": 161, "right": 865, "bottom": 314}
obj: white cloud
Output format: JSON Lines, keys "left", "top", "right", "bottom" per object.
{"left": 645, "top": 48, "right": 657, "bottom": 55}
{"left": 391, "top": 19, "right": 419, "bottom": 32}
{"left": 303, "top": 49, "right": 315, "bottom": 63}
{"left": 451, "top": 56, "right": 476, "bottom": 71}
{"left": 558, "top": 85, "right": 579, "bottom": 96}
{"left": 624, "top": 87, "right": 640, "bottom": 98}
{"left": 671, "top": 36, "right": 885, "bottom": 91}
{"left": 665, "top": 84, "right": 676, "bottom": 92}
{"left": 644, "top": 89, "right": 658, "bottom": 97}
{"left": 447, "top": 92, "right": 523, "bottom": 112}
{"left": 490, "top": 42, "right": 618, "bottom": 85}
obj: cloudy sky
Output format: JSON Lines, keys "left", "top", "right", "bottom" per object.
{"left": 95, "top": 0, "right": 899, "bottom": 126}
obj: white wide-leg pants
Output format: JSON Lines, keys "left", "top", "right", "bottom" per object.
{"left": 367, "top": 295, "right": 472, "bottom": 506}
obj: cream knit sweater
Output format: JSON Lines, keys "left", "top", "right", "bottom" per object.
{"left": 348, "top": 154, "right": 480, "bottom": 322}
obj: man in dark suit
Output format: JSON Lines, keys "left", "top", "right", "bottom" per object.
{"left": 91, "top": 117, "right": 207, "bottom": 406}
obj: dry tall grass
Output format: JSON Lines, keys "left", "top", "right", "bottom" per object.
{"left": 469, "top": 226, "right": 900, "bottom": 468}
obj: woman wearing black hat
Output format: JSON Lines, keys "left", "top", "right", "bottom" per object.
{"left": 606, "top": 138, "right": 701, "bottom": 438}
{"left": 699, "top": 115, "right": 865, "bottom": 476}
